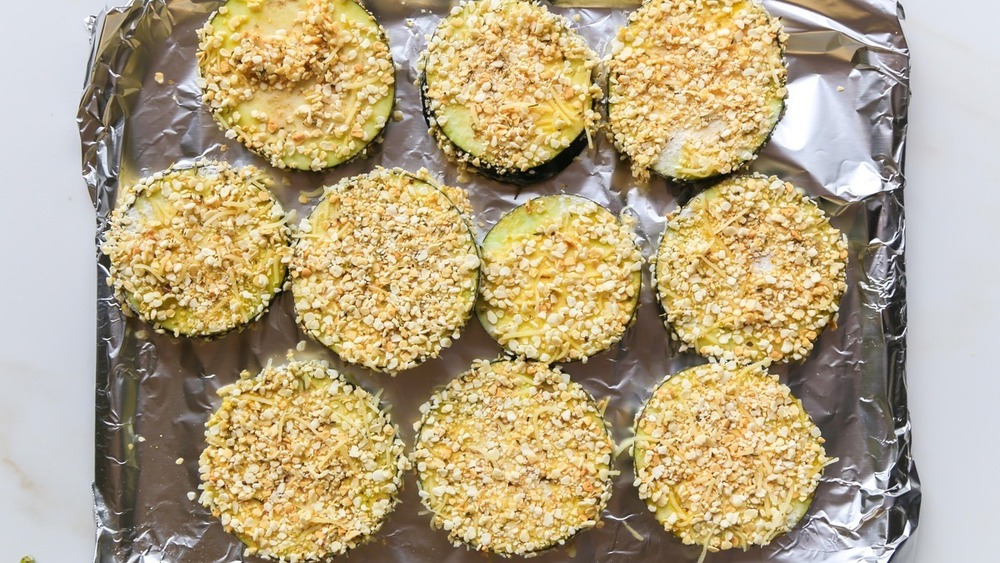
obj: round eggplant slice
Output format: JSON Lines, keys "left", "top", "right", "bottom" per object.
{"left": 290, "top": 168, "right": 480, "bottom": 374}
{"left": 607, "top": 0, "right": 787, "bottom": 182}
{"left": 197, "top": 0, "right": 395, "bottom": 171}
{"left": 101, "top": 161, "right": 290, "bottom": 337}
{"left": 478, "top": 195, "right": 643, "bottom": 363}
{"left": 633, "top": 362, "right": 830, "bottom": 552}
{"left": 654, "top": 174, "right": 848, "bottom": 364}
{"left": 199, "top": 360, "right": 408, "bottom": 561}
{"left": 420, "top": 0, "right": 599, "bottom": 184}
{"left": 412, "top": 359, "right": 615, "bottom": 556}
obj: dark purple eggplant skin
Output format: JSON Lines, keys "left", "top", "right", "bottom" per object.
{"left": 419, "top": 74, "right": 588, "bottom": 186}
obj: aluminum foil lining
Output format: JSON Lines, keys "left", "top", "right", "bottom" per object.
{"left": 79, "top": 0, "right": 920, "bottom": 561}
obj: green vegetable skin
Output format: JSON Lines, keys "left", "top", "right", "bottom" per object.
{"left": 206, "top": 0, "right": 394, "bottom": 170}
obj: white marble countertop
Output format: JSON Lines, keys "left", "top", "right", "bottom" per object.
{"left": 1, "top": 0, "right": 996, "bottom": 560}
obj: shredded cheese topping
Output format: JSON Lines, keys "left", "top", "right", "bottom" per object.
{"left": 479, "top": 195, "right": 642, "bottom": 363}
{"left": 412, "top": 359, "right": 616, "bottom": 556}
{"left": 655, "top": 174, "right": 848, "bottom": 363}
{"left": 197, "top": 0, "right": 395, "bottom": 171}
{"left": 633, "top": 362, "right": 830, "bottom": 551}
{"left": 198, "top": 359, "right": 409, "bottom": 561}
{"left": 102, "top": 161, "right": 290, "bottom": 337}
{"left": 290, "top": 168, "right": 480, "bottom": 374}
{"left": 608, "top": 0, "right": 787, "bottom": 181}
{"left": 420, "top": 0, "right": 600, "bottom": 174}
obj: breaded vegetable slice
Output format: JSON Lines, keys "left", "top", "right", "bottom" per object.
{"left": 655, "top": 174, "right": 848, "bottom": 363}
{"left": 413, "top": 359, "right": 616, "bottom": 556}
{"left": 199, "top": 359, "right": 408, "bottom": 561}
{"left": 634, "top": 362, "right": 831, "bottom": 552}
{"left": 197, "top": 0, "right": 395, "bottom": 171}
{"left": 608, "top": 0, "right": 787, "bottom": 181}
{"left": 478, "top": 195, "right": 642, "bottom": 363}
{"left": 291, "top": 168, "right": 480, "bottom": 374}
{"left": 420, "top": 0, "right": 599, "bottom": 184}
{"left": 102, "top": 160, "right": 290, "bottom": 337}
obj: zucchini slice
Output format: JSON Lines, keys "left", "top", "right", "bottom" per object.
{"left": 101, "top": 161, "right": 290, "bottom": 337}
{"left": 290, "top": 168, "right": 480, "bottom": 374}
{"left": 478, "top": 195, "right": 642, "bottom": 363}
{"left": 633, "top": 362, "right": 830, "bottom": 552}
{"left": 412, "top": 359, "right": 615, "bottom": 556}
{"left": 654, "top": 174, "right": 848, "bottom": 364}
{"left": 419, "top": 0, "right": 599, "bottom": 184}
{"left": 197, "top": 0, "right": 395, "bottom": 171}
{"left": 199, "top": 359, "right": 408, "bottom": 561}
{"left": 607, "top": 0, "right": 787, "bottom": 181}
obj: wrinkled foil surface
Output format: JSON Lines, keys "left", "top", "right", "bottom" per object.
{"left": 79, "top": 0, "right": 919, "bottom": 561}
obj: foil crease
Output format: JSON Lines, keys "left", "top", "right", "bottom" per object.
{"left": 78, "top": 0, "right": 919, "bottom": 561}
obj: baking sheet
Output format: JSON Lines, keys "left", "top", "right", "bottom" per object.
{"left": 79, "top": 0, "right": 919, "bottom": 561}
